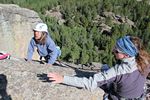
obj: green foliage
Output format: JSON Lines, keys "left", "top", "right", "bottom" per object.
{"left": 1, "top": 0, "right": 150, "bottom": 66}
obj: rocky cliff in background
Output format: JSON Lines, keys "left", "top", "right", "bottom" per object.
{"left": 0, "top": 59, "right": 104, "bottom": 100}
{"left": 0, "top": 4, "right": 42, "bottom": 59}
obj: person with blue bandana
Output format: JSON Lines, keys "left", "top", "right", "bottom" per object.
{"left": 47, "top": 36, "right": 150, "bottom": 99}
{"left": 26, "top": 23, "right": 61, "bottom": 66}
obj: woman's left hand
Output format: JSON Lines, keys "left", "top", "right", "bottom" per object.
{"left": 47, "top": 72, "right": 64, "bottom": 83}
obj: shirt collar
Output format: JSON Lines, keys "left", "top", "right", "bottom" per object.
{"left": 122, "top": 56, "right": 136, "bottom": 65}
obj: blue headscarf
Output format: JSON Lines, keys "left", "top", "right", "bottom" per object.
{"left": 116, "top": 36, "right": 138, "bottom": 57}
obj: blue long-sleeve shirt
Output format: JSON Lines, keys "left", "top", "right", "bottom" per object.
{"left": 27, "top": 35, "right": 58, "bottom": 64}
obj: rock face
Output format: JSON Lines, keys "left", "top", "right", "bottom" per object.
{"left": 0, "top": 59, "right": 104, "bottom": 100}
{"left": 0, "top": 4, "right": 42, "bottom": 59}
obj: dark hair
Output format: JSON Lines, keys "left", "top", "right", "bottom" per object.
{"left": 131, "top": 36, "right": 150, "bottom": 76}
{"left": 35, "top": 32, "right": 47, "bottom": 45}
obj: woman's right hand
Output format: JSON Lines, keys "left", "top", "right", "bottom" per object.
{"left": 25, "top": 58, "right": 33, "bottom": 63}
{"left": 47, "top": 72, "right": 64, "bottom": 83}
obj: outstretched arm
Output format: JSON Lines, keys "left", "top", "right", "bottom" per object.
{"left": 27, "top": 38, "right": 35, "bottom": 61}
{"left": 47, "top": 67, "right": 117, "bottom": 91}
{"left": 46, "top": 36, "right": 58, "bottom": 64}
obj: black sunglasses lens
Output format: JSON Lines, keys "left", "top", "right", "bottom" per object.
{"left": 114, "top": 50, "right": 119, "bottom": 53}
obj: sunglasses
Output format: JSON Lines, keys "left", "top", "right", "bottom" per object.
{"left": 112, "top": 47, "right": 121, "bottom": 53}
{"left": 113, "top": 50, "right": 120, "bottom": 53}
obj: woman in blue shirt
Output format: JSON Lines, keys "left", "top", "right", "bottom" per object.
{"left": 27, "top": 23, "right": 61, "bottom": 66}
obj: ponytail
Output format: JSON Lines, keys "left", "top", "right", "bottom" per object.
{"left": 131, "top": 36, "right": 150, "bottom": 76}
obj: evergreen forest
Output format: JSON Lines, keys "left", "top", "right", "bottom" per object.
{"left": 1, "top": 0, "right": 150, "bottom": 66}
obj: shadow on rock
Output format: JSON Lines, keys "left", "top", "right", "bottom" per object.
{"left": 75, "top": 69, "right": 96, "bottom": 78}
{"left": 37, "top": 73, "right": 54, "bottom": 83}
{"left": 0, "top": 74, "right": 12, "bottom": 100}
